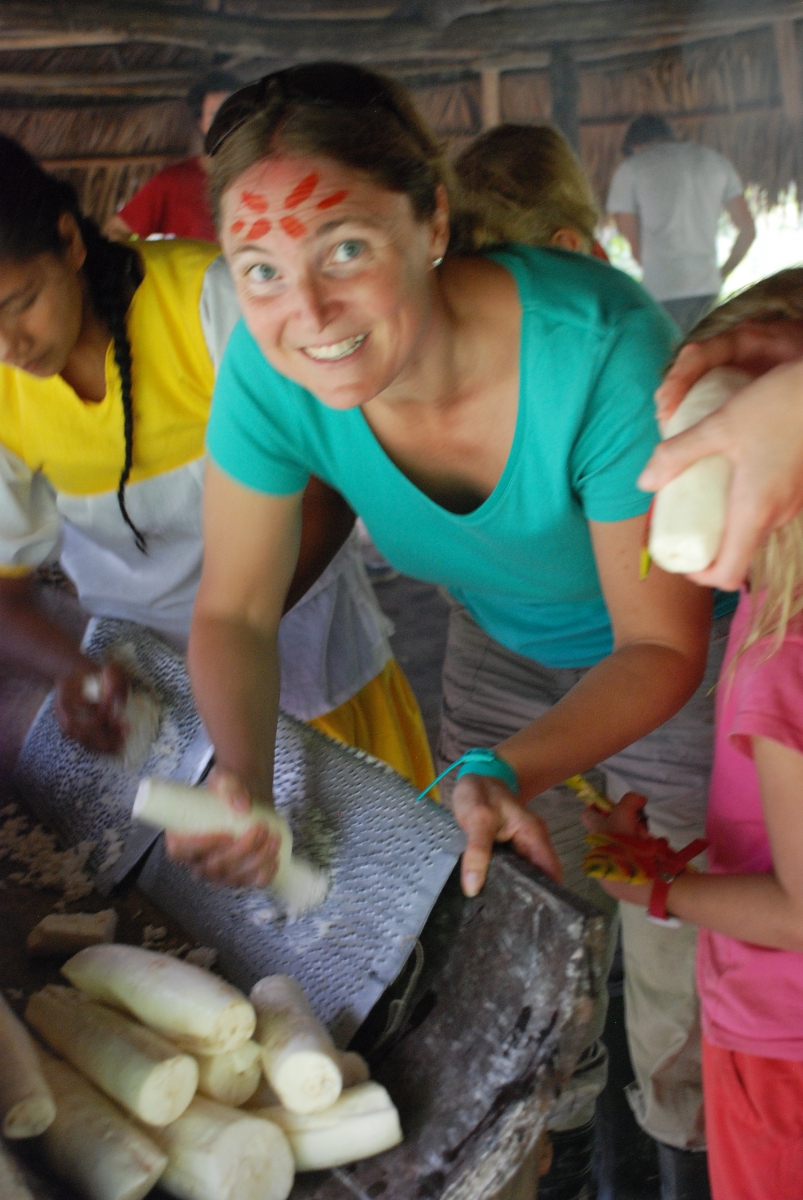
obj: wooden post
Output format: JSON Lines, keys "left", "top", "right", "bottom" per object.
{"left": 549, "top": 43, "right": 580, "bottom": 150}
{"left": 774, "top": 18, "right": 803, "bottom": 122}
{"left": 480, "top": 66, "right": 501, "bottom": 129}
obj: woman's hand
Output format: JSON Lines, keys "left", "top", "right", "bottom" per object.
{"left": 450, "top": 773, "right": 562, "bottom": 897}
{"left": 54, "top": 661, "right": 130, "bottom": 754}
{"left": 641, "top": 320, "right": 803, "bottom": 591}
{"left": 165, "top": 768, "right": 282, "bottom": 890}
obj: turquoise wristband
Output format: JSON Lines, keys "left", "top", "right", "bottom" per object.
{"left": 415, "top": 747, "right": 519, "bottom": 802}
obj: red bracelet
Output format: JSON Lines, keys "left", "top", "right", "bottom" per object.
{"left": 647, "top": 837, "right": 707, "bottom": 927}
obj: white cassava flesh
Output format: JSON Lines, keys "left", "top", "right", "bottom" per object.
{"left": 38, "top": 1049, "right": 168, "bottom": 1200}
{"left": 26, "top": 985, "right": 198, "bottom": 1126}
{"left": 195, "top": 1040, "right": 262, "bottom": 1107}
{"left": 62, "top": 943, "right": 256, "bottom": 1055}
{"left": 251, "top": 976, "right": 342, "bottom": 1115}
{"left": 0, "top": 1140, "right": 36, "bottom": 1199}
{"left": 132, "top": 778, "right": 329, "bottom": 915}
{"left": 0, "top": 989, "right": 55, "bottom": 1138}
{"left": 258, "top": 1082, "right": 403, "bottom": 1171}
{"left": 648, "top": 367, "right": 752, "bottom": 573}
{"left": 27, "top": 908, "right": 118, "bottom": 957}
{"left": 81, "top": 677, "right": 161, "bottom": 773}
{"left": 245, "top": 1049, "right": 368, "bottom": 1111}
{"left": 149, "top": 1095, "right": 294, "bottom": 1200}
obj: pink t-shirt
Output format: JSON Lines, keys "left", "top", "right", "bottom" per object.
{"left": 697, "top": 591, "right": 803, "bottom": 1060}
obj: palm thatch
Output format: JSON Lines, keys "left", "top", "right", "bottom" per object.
{"left": 0, "top": 4, "right": 800, "bottom": 224}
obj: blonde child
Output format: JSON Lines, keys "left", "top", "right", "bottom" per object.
{"left": 594, "top": 277, "right": 803, "bottom": 1199}
{"left": 452, "top": 122, "right": 605, "bottom": 256}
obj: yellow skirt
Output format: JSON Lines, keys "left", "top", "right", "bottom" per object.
{"left": 308, "top": 658, "right": 437, "bottom": 796}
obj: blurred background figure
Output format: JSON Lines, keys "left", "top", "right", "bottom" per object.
{"left": 607, "top": 114, "right": 755, "bottom": 332}
{"left": 104, "top": 70, "right": 239, "bottom": 243}
{"left": 453, "top": 122, "right": 604, "bottom": 257}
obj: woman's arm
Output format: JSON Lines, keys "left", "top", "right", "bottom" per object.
{"left": 0, "top": 575, "right": 127, "bottom": 753}
{"left": 602, "top": 737, "right": 803, "bottom": 954}
{"left": 176, "top": 464, "right": 302, "bottom": 887}
{"left": 452, "top": 512, "right": 711, "bottom": 895}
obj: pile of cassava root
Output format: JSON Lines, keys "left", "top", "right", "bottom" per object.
{"left": 0, "top": 944, "right": 402, "bottom": 1200}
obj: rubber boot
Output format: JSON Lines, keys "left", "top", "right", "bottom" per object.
{"left": 656, "top": 1143, "right": 712, "bottom": 1200}
{"left": 537, "top": 1118, "right": 596, "bottom": 1200}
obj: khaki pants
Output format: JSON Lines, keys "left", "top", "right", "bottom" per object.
{"left": 438, "top": 605, "right": 731, "bottom": 1151}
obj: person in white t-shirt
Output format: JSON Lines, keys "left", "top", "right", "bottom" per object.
{"left": 607, "top": 114, "right": 755, "bottom": 332}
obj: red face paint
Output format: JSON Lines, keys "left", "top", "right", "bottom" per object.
{"left": 283, "top": 173, "right": 319, "bottom": 209}
{"left": 247, "top": 218, "right": 272, "bottom": 239}
{"left": 230, "top": 219, "right": 246, "bottom": 235}
{"left": 280, "top": 215, "right": 307, "bottom": 239}
{"left": 316, "top": 190, "right": 348, "bottom": 211}
{"left": 240, "top": 190, "right": 269, "bottom": 214}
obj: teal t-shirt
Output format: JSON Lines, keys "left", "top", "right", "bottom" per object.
{"left": 208, "top": 245, "right": 680, "bottom": 668}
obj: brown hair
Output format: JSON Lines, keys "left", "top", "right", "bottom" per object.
{"left": 451, "top": 123, "right": 599, "bottom": 253}
{"left": 208, "top": 63, "right": 453, "bottom": 229}
{"left": 684, "top": 270, "right": 803, "bottom": 662}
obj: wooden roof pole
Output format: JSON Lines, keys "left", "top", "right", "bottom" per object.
{"left": 479, "top": 66, "right": 501, "bottom": 129}
{"left": 774, "top": 18, "right": 803, "bottom": 122}
{"left": 549, "top": 43, "right": 580, "bottom": 151}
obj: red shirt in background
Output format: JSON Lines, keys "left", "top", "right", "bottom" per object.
{"left": 117, "top": 157, "right": 217, "bottom": 242}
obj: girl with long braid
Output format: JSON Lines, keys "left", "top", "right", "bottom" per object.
{"left": 0, "top": 135, "right": 435, "bottom": 793}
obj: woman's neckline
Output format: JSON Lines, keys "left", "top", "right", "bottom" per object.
{"left": 355, "top": 252, "right": 526, "bottom": 522}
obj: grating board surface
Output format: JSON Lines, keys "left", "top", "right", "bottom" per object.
{"left": 14, "top": 618, "right": 213, "bottom": 879}
{"left": 14, "top": 619, "right": 466, "bottom": 1042}
{"left": 140, "top": 709, "right": 466, "bottom": 1043}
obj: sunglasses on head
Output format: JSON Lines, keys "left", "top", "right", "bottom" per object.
{"left": 205, "top": 62, "right": 408, "bottom": 158}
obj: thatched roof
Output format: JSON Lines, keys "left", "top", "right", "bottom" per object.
{"left": 0, "top": 2, "right": 802, "bottom": 224}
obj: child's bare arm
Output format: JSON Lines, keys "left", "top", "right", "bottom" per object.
{"left": 604, "top": 735, "right": 803, "bottom": 953}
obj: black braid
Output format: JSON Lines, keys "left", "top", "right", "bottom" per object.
{"left": 0, "top": 136, "right": 146, "bottom": 552}
{"left": 77, "top": 218, "right": 147, "bottom": 552}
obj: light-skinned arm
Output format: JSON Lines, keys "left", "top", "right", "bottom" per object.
{"left": 719, "top": 194, "right": 756, "bottom": 282}
{"left": 451, "top": 512, "right": 712, "bottom": 896}
{"left": 600, "top": 736, "right": 803, "bottom": 954}
{"left": 612, "top": 212, "right": 641, "bottom": 264}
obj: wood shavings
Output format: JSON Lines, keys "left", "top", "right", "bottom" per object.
{"left": 141, "top": 925, "right": 167, "bottom": 948}
{"left": 185, "top": 947, "right": 218, "bottom": 970}
{"left": 0, "top": 814, "right": 94, "bottom": 902}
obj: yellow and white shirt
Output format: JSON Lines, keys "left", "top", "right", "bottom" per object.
{"left": 0, "top": 239, "right": 391, "bottom": 721}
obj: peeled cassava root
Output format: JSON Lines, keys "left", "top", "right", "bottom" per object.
{"left": 82, "top": 676, "right": 161, "bottom": 773}
{"left": 195, "top": 1040, "right": 262, "bottom": 1107}
{"left": 38, "top": 1050, "right": 168, "bottom": 1200}
{"left": 133, "top": 777, "right": 329, "bottom": 915}
{"left": 62, "top": 943, "right": 256, "bottom": 1055}
{"left": 259, "top": 1081, "right": 403, "bottom": 1171}
{"left": 648, "top": 367, "right": 752, "bottom": 573}
{"left": 148, "top": 1095, "right": 294, "bottom": 1200}
{"left": 251, "top": 975, "right": 342, "bottom": 1115}
{"left": 26, "top": 985, "right": 198, "bottom": 1126}
{"left": 27, "top": 908, "right": 118, "bottom": 958}
{"left": 0, "top": 989, "right": 56, "bottom": 1139}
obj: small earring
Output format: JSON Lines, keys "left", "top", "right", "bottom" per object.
{"left": 432, "top": 256, "right": 443, "bottom": 268}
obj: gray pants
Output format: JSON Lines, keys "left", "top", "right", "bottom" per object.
{"left": 661, "top": 294, "right": 717, "bottom": 335}
{"left": 438, "top": 604, "right": 731, "bottom": 1148}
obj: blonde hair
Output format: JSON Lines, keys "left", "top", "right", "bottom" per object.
{"left": 684, "top": 269, "right": 803, "bottom": 661}
{"left": 452, "top": 123, "right": 599, "bottom": 253}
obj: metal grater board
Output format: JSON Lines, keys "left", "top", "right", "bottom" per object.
{"left": 139, "top": 712, "right": 465, "bottom": 1043}
{"left": 14, "top": 618, "right": 465, "bottom": 1043}
{"left": 14, "top": 618, "right": 213, "bottom": 887}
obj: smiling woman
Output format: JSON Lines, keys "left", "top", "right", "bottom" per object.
{"left": 173, "top": 63, "right": 733, "bottom": 1194}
